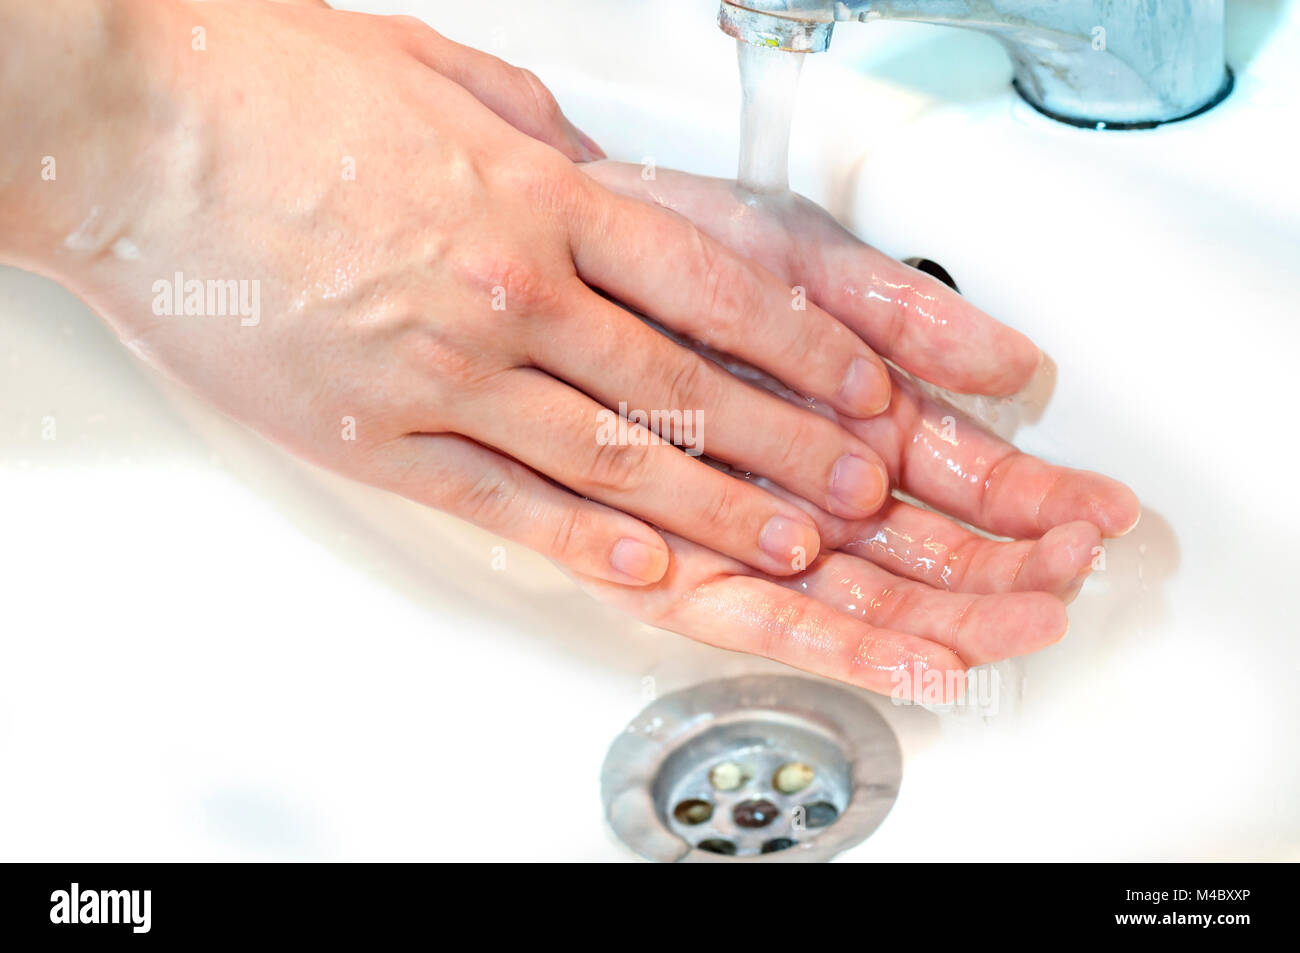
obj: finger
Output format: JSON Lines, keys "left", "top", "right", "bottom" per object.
{"left": 684, "top": 574, "right": 968, "bottom": 699}
{"left": 743, "top": 474, "right": 1104, "bottom": 598}
{"left": 837, "top": 505, "right": 1103, "bottom": 599}
{"left": 373, "top": 432, "right": 668, "bottom": 585}
{"left": 572, "top": 535, "right": 967, "bottom": 701}
{"left": 528, "top": 289, "right": 890, "bottom": 519}
{"left": 581, "top": 160, "right": 1041, "bottom": 396}
{"left": 568, "top": 184, "right": 893, "bottom": 418}
{"left": 781, "top": 552, "right": 1068, "bottom": 666}
{"left": 459, "top": 368, "right": 821, "bottom": 576}
{"left": 393, "top": 21, "right": 603, "bottom": 162}
{"left": 846, "top": 371, "right": 1142, "bottom": 538}
{"left": 680, "top": 353, "right": 1139, "bottom": 539}
{"left": 820, "top": 253, "right": 1041, "bottom": 397}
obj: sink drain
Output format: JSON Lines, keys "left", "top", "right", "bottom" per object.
{"left": 601, "top": 675, "right": 902, "bottom": 862}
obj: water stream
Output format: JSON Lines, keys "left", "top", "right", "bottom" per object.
{"left": 736, "top": 41, "right": 805, "bottom": 194}
{"left": 732, "top": 40, "right": 1023, "bottom": 721}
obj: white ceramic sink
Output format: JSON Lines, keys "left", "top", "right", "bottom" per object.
{"left": 1, "top": 0, "right": 1296, "bottom": 861}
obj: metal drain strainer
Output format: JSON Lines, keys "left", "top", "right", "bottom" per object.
{"left": 601, "top": 675, "right": 902, "bottom": 862}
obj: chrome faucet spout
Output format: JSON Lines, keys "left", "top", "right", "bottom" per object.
{"left": 718, "top": 1, "right": 1230, "bottom": 128}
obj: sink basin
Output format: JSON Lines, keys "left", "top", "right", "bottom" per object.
{"left": 0, "top": 0, "right": 1295, "bottom": 861}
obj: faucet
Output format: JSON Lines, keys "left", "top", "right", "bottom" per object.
{"left": 718, "top": 1, "right": 1231, "bottom": 128}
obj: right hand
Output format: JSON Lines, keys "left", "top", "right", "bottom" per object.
{"left": 3, "top": 0, "right": 903, "bottom": 586}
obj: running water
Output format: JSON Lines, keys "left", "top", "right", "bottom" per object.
{"left": 736, "top": 41, "right": 805, "bottom": 193}
{"left": 732, "top": 39, "right": 1022, "bottom": 723}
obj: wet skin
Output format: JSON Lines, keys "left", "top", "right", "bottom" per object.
{"left": 0, "top": 0, "right": 1139, "bottom": 699}
{"left": 576, "top": 165, "right": 1140, "bottom": 699}
{"left": 0, "top": 0, "right": 901, "bottom": 586}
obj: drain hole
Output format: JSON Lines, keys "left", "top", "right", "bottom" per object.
{"left": 673, "top": 799, "right": 714, "bottom": 825}
{"left": 733, "top": 798, "right": 780, "bottom": 829}
{"left": 603, "top": 677, "right": 904, "bottom": 862}
{"left": 773, "top": 761, "right": 815, "bottom": 794}
{"left": 804, "top": 801, "right": 839, "bottom": 829}
{"left": 903, "top": 257, "right": 959, "bottom": 293}
{"left": 709, "top": 761, "right": 752, "bottom": 792}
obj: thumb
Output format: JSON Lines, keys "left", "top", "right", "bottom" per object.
{"left": 398, "top": 24, "right": 606, "bottom": 162}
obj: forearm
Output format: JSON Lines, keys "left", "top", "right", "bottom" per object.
{"left": 0, "top": 0, "right": 175, "bottom": 277}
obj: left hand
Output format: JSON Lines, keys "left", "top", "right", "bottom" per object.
{"left": 569, "top": 166, "right": 1138, "bottom": 700}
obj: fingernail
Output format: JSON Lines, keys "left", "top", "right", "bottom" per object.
{"left": 759, "top": 515, "right": 816, "bottom": 567}
{"left": 579, "top": 132, "right": 607, "bottom": 160}
{"left": 830, "top": 454, "right": 888, "bottom": 516}
{"left": 1061, "top": 575, "right": 1087, "bottom": 604}
{"left": 610, "top": 537, "right": 666, "bottom": 583}
{"left": 1117, "top": 508, "right": 1142, "bottom": 536}
{"left": 837, "top": 356, "right": 891, "bottom": 416}
{"left": 570, "top": 124, "right": 607, "bottom": 162}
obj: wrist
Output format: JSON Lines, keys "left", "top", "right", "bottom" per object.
{"left": 0, "top": 0, "right": 180, "bottom": 278}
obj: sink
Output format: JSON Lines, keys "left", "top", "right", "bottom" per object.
{"left": 0, "top": 0, "right": 1295, "bottom": 861}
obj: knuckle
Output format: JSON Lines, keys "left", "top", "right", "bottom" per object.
{"left": 486, "top": 147, "right": 577, "bottom": 216}
{"left": 774, "top": 413, "right": 828, "bottom": 474}
{"left": 515, "top": 67, "right": 564, "bottom": 122}
{"left": 389, "top": 14, "right": 440, "bottom": 43}
{"left": 877, "top": 585, "right": 919, "bottom": 626}
{"left": 389, "top": 317, "right": 490, "bottom": 390}
{"left": 450, "top": 246, "right": 558, "bottom": 314}
{"left": 790, "top": 314, "right": 834, "bottom": 370}
{"left": 759, "top": 593, "right": 812, "bottom": 657}
{"left": 420, "top": 338, "right": 480, "bottom": 386}
{"left": 450, "top": 469, "right": 520, "bottom": 527}
{"left": 662, "top": 354, "right": 718, "bottom": 416}
{"left": 946, "top": 537, "right": 980, "bottom": 590}
{"left": 701, "top": 478, "right": 742, "bottom": 534}
{"left": 884, "top": 294, "right": 910, "bottom": 353}
{"left": 548, "top": 506, "right": 588, "bottom": 562}
{"left": 689, "top": 238, "right": 759, "bottom": 343}
{"left": 586, "top": 439, "right": 651, "bottom": 494}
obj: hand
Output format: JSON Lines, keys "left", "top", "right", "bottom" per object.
{"left": 567, "top": 166, "right": 1141, "bottom": 699}
{"left": 0, "top": 0, "right": 903, "bottom": 588}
